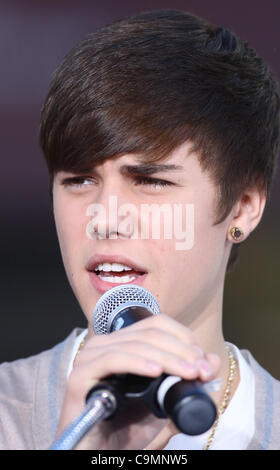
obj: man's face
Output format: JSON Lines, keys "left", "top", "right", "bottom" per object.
{"left": 53, "top": 141, "right": 233, "bottom": 333}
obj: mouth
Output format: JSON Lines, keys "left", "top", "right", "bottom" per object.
{"left": 86, "top": 254, "right": 148, "bottom": 294}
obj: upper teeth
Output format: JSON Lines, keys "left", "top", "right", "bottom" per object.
{"left": 94, "top": 262, "right": 133, "bottom": 272}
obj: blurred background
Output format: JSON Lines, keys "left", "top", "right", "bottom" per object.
{"left": 0, "top": 0, "right": 279, "bottom": 379}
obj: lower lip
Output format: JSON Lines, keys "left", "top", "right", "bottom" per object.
{"left": 88, "top": 271, "right": 148, "bottom": 294}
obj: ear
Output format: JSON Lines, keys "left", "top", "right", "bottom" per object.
{"left": 227, "top": 186, "right": 267, "bottom": 243}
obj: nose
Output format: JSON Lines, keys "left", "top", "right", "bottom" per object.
{"left": 86, "top": 176, "right": 139, "bottom": 240}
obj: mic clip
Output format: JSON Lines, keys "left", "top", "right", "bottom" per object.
{"left": 86, "top": 373, "right": 166, "bottom": 419}
{"left": 85, "top": 373, "right": 218, "bottom": 435}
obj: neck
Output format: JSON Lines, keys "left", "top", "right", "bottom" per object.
{"left": 193, "top": 331, "right": 239, "bottom": 416}
{"left": 184, "top": 278, "right": 240, "bottom": 413}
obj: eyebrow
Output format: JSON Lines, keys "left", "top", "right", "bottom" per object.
{"left": 119, "top": 163, "right": 184, "bottom": 177}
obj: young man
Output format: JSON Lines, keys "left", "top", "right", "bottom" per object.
{"left": 1, "top": 9, "right": 280, "bottom": 450}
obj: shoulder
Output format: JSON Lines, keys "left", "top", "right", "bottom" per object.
{"left": 240, "top": 348, "right": 280, "bottom": 450}
{"left": 0, "top": 327, "right": 83, "bottom": 449}
{"left": 0, "top": 328, "right": 82, "bottom": 402}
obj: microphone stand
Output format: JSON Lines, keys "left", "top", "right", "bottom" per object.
{"left": 49, "top": 389, "right": 117, "bottom": 450}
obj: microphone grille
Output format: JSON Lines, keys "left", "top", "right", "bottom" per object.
{"left": 92, "top": 284, "right": 161, "bottom": 335}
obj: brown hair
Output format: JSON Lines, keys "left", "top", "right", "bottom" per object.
{"left": 39, "top": 9, "right": 280, "bottom": 273}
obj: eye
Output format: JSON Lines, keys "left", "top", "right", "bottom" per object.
{"left": 133, "top": 176, "right": 174, "bottom": 190}
{"left": 61, "top": 176, "right": 96, "bottom": 189}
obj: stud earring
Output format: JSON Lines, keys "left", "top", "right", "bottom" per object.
{"left": 230, "top": 227, "right": 244, "bottom": 241}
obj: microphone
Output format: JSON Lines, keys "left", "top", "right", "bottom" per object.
{"left": 87, "top": 284, "right": 217, "bottom": 436}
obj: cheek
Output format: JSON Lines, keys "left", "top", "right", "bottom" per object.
{"left": 182, "top": 203, "right": 225, "bottom": 284}
{"left": 153, "top": 204, "right": 226, "bottom": 317}
{"left": 53, "top": 197, "right": 87, "bottom": 282}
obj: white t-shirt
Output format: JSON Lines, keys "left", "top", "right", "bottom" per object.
{"left": 67, "top": 328, "right": 89, "bottom": 378}
{"left": 163, "top": 342, "right": 255, "bottom": 450}
{"left": 68, "top": 331, "right": 255, "bottom": 450}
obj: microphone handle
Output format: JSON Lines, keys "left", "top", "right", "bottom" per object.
{"left": 86, "top": 372, "right": 217, "bottom": 435}
{"left": 92, "top": 302, "right": 217, "bottom": 435}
